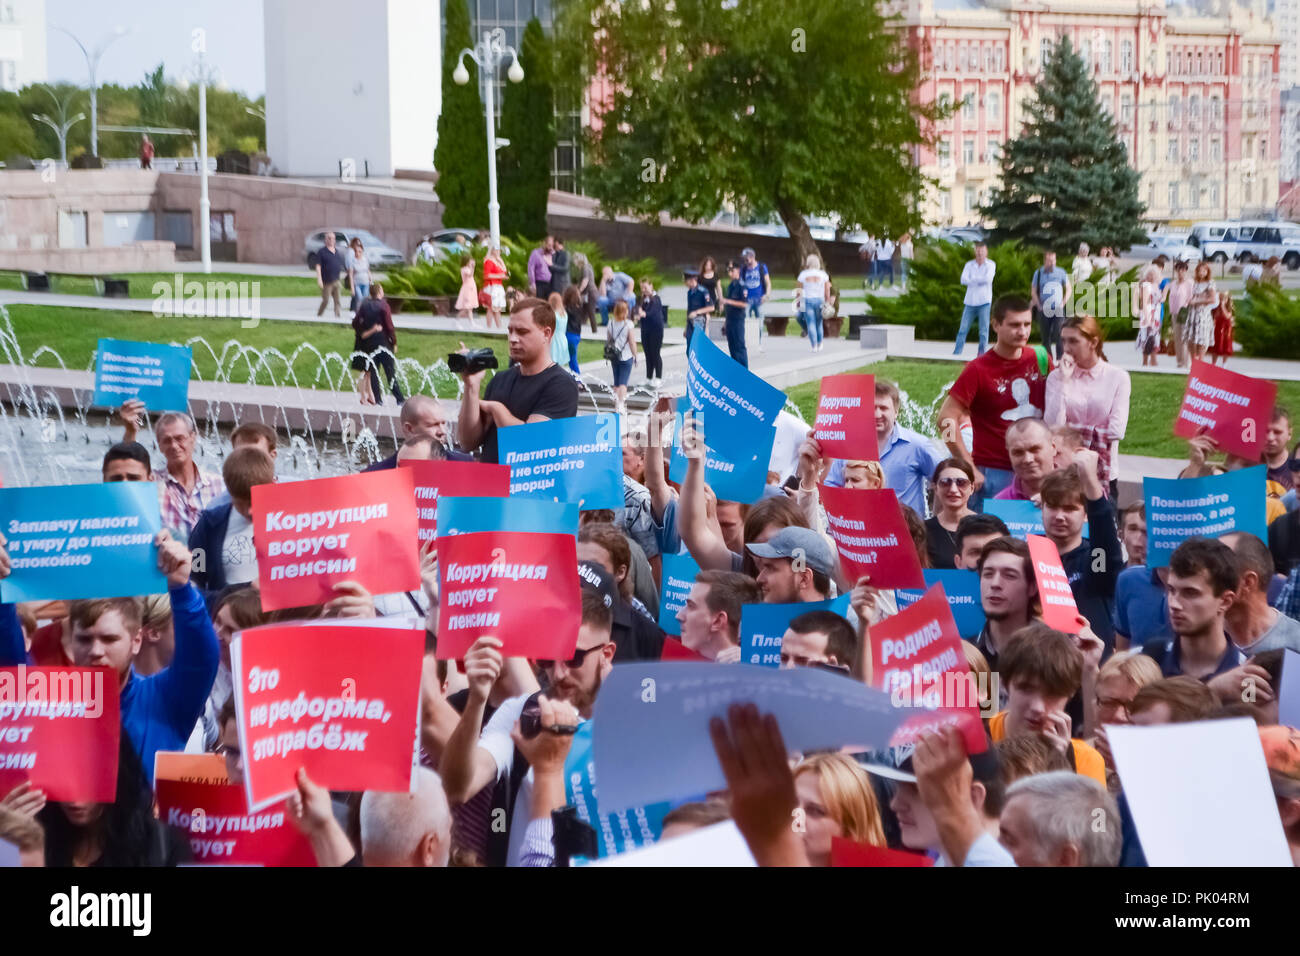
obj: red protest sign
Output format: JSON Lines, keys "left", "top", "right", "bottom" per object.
{"left": 231, "top": 623, "right": 423, "bottom": 811}
{"left": 831, "top": 836, "right": 933, "bottom": 867}
{"left": 252, "top": 469, "right": 421, "bottom": 611}
{"left": 0, "top": 666, "right": 119, "bottom": 802}
{"left": 155, "top": 775, "right": 316, "bottom": 866}
{"left": 154, "top": 751, "right": 228, "bottom": 784}
{"left": 819, "top": 485, "right": 925, "bottom": 589}
{"left": 399, "top": 459, "right": 510, "bottom": 549}
{"left": 1173, "top": 360, "right": 1278, "bottom": 460}
{"left": 1028, "top": 534, "right": 1082, "bottom": 634}
{"left": 867, "top": 585, "right": 986, "bottom": 754}
{"left": 436, "top": 530, "right": 581, "bottom": 660}
{"left": 813, "top": 374, "right": 878, "bottom": 460}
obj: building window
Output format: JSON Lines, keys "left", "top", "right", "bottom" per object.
{"left": 965, "top": 185, "right": 978, "bottom": 213}
{"left": 1040, "top": 38, "right": 1052, "bottom": 69}
{"left": 963, "top": 138, "right": 975, "bottom": 164}
{"left": 1101, "top": 40, "right": 1112, "bottom": 74}
{"left": 1210, "top": 137, "right": 1221, "bottom": 161}
{"left": 988, "top": 91, "right": 1001, "bottom": 121}
{"left": 946, "top": 43, "right": 954, "bottom": 71}
{"left": 962, "top": 92, "right": 975, "bottom": 122}
{"left": 994, "top": 46, "right": 1004, "bottom": 71}
{"left": 1210, "top": 95, "right": 1222, "bottom": 126}
{"left": 1211, "top": 182, "right": 1220, "bottom": 207}
{"left": 938, "top": 140, "right": 952, "bottom": 167}
{"left": 1189, "top": 137, "right": 1200, "bottom": 161}
{"left": 1188, "top": 94, "right": 1200, "bottom": 126}
{"left": 1165, "top": 50, "right": 1172, "bottom": 74}
{"left": 1121, "top": 93, "right": 1133, "bottom": 123}
{"left": 1081, "top": 38, "right": 1092, "bottom": 70}
{"left": 1168, "top": 94, "right": 1180, "bottom": 124}
{"left": 987, "top": 138, "right": 1001, "bottom": 161}
{"left": 1196, "top": 51, "right": 1203, "bottom": 74}
{"left": 1121, "top": 39, "right": 1134, "bottom": 73}
{"left": 984, "top": 45, "right": 993, "bottom": 72}
{"left": 1217, "top": 51, "right": 1223, "bottom": 74}
{"left": 941, "top": 189, "right": 952, "bottom": 216}
{"left": 1261, "top": 136, "right": 1268, "bottom": 159}
{"left": 1168, "top": 138, "right": 1180, "bottom": 162}
{"left": 1149, "top": 138, "right": 1157, "bottom": 163}
{"left": 1169, "top": 182, "right": 1179, "bottom": 209}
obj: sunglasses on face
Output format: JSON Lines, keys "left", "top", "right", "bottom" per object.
{"left": 536, "top": 642, "right": 610, "bottom": 670}
{"left": 938, "top": 476, "right": 971, "bottom": 489}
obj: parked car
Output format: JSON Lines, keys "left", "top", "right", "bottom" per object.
{"left": 304, "top": 229, "right": 406, "bottom": 269}
{"left": 1125, "top": 233, "right": 1201, "bottom": 263}
{"left": 1187, "top": 220, "right": 1300, "bottom": 268}
{"left": 937, "top": 226, "right": 987, "bottom": 244}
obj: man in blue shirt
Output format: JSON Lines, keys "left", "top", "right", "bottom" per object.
{"left": 721, "top": 260, "right": 750, "bottom": 368}
{"left": 684, "top": 270, "right": 715, "bottom": 348}
{"left": 741, "top": 247, "right": 770, "bottom": 352}
{"left": 598, "top": 267, "right": 636, "bottom": 326}
{"left": 1113, "top": 564, "right": 1173, "bottom": 650}
{"left": 1141, "top": 538, "right": 1245, "bottom": 680}
{"left": 0, "top": 530, "right": 220, "bottom": 785}
{"left": 824, "top": 379, "right": 946, "bottom": 515}
{"left": 1029, "top": 250, "right": 1071, "bottom": 361}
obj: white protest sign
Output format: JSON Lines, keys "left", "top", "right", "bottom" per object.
{"left": 587, "top": 820, "right": 755, "bottom": 868}
{"left": 591, "top": 662, "right": 904, "bottom": 814}
{"left": 1108, "top": 718, "right": 1292, "bottom": 867}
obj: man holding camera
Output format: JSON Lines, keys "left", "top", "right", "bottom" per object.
{"left": 456, "top": 297, "right": 579, "bottom": 464}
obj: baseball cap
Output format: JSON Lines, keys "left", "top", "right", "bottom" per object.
{"left": 746, "top": 526, "right": 836, "bottom": 578}
{"left": 577, "top": 560, "right": 619, "bottom": 611}
{"left": 859, "top": 738, "right": 1000, "bottom": 786}
{"left": 1259, "top": 725, "right": 1300, "bottom": 799}
{"left": 683, "top": 268, "right": 700, "bottom": 279}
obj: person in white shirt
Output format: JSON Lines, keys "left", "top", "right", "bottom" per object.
{"left": 898, "top": 231, "right": 915, "bottom": 291}
{"left": 878, "top": 236, "right": 896, "bottom": 287}
{"left": 954, "top": 242, "right": 996, "bottom": 356}
{"left": 1070, "top": 242, "right": 1093, "bottom": 289}
{"left": 797, "top": 254, "right": 831, "bottom": 353}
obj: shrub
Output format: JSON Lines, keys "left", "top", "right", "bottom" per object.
{"left": 867, "top": 239, "right": 1138, "bottom": 341}
{"left": 1235, "top": 283, "right": 1300, "bottom": 359}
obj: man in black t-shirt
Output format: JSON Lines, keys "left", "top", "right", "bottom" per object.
{"left": 315, "top": 232, "right": 348, "bottom": 317}
{"left": 456, "top": 297, "right": 579, "bottom": 464}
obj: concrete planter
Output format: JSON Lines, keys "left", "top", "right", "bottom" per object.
{"left": 765, "top": 315, "right": 789, "bottom": 336}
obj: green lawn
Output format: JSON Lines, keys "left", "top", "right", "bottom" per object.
{"left": 785, "top": 357, "right": 1300, "bottom": 461}
{"left": 0, "top": 270, "right": 322, "bottom": 299}
{"left": 0, "top": 305, "right": 604, "bottom": 398}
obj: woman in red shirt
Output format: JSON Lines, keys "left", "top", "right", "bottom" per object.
{"left": 482, "top": 248, "right": 507, "bottom": 329}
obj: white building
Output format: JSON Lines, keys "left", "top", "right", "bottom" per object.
{"left": 0, "top": 0, "right": 46, "bottom": 91}
{"left": 263, "top": 0, "right": 439, "bottom": 178}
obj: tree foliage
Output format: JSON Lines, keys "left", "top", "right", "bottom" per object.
{"left": 1235, "top": 284, "right": 1300, "bottom": 359}
{"left": 982, "top": 35, "right": 1146, "bottom": 252}
{"left": 553, "top": 0, "right": 937, "bottom": 271}
{"left": 435, "top": 0, "right": 490, "bottom": 230}
{"left": 498, "top": 18, "right": 555, "bottom": 238}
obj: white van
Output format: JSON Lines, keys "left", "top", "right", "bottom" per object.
{"left": 1188, "top": 220, "right": 1300, "bottom": 268}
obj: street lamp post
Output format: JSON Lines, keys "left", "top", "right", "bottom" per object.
{"left": 181, "top": 52, "right": 221, "bottom": 275}
{"left": 52, "top": 26, "right": 129, "bottom": 158}
{"left": 32, "top": 86, "right": 86, "bottom": 164}
{"left": 453, "top": 28, "right": 525, "bottom": 252}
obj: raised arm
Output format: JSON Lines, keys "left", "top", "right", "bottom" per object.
{"left": 937, "top": 392, "right": 980, "bottom": 488}
{"left": 643, "top": 399, "right": 677, "bottom": 524}
{"left": 678, "top": 417, "right": 735, "bottom": 572}
{"left": 154, "top": 532, "right": 220, "bottom": 736}
{"left": 455, "top": 362, "right": 492, "bottom": 454}
{"left": 439, "top": 637, "right": 508, "bottom": 806}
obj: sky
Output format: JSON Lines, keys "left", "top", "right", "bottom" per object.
{"left": 45, "top": 0, "right": 267, "bottom": 97}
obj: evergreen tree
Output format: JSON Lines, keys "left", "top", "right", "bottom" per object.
{"left": 435, "top": 0, "right": 490, "bottom": 229}
{"left": 498, "top": 18, "right": 555, "bottom": 238}
{"left": 982, "top": 35, "right": 1146, "bottom": 252}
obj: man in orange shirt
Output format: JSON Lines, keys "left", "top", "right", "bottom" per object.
{"left": 986, "top": 621, "right": 1107, "bottom": 787}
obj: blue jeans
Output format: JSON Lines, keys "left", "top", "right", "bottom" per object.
{"left": 805, "top": 301, "right": 824, "bottom": 347}
{"left": 955, "top": 302, "right": 991, "bottom": 355}
{"left": 878, "top": 261, "right": 894, "bottom": 285}
{"left": 598, "top": 294, "right": 636, "bottom": 325}
{"left": 971, "top": 466, "right": 1014, "bottom": 513}
{"left": 612, "top": 356, "right": 634, "bottom": 386}
{"left": 725, "top": 315, "right": 748, "bottom": 368}
{"left": 900, "top": 260, "right": 910, "bottom": 288}
{"left": 566, "top": 331, "right": 581, "bottom": 373}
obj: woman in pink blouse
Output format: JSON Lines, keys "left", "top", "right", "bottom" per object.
{"left": 1044, "top": 313, "right": 1132, "bottom": 498}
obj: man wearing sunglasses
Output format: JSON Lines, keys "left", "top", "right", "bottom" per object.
{"left": 438, "top": 589, "right": 616, "bottom": 866}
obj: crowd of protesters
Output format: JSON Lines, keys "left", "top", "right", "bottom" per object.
{"left": 1, "top": 289, "right": 1297, "bottom": 871}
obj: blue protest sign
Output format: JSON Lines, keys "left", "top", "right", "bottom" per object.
{"left": 658, "top": 552, "right": 702, "bottom": 635}
{"left": 1144, "top": 466, "right": 1268, "bottom": 568}
{"left": 436, "top": 496, "right": 578, "bottom": 538}
{"left": 93, "top": 338, "right": 192, "bottom": 412}
{"left": 0, "top": 482, "right": 166, "bottom": 602}
{"left": 896, "top": 569, "right": 985, "bottom": 638}
{"left": 686, "top": 331, "right": 787, "bottom": 431}
{"left": 669, "top": 397, "right": 774, "bottom": 504}
{"left": 498, "top": 413, "right": 622, "bottom": 510}
{"left": 566, "top": 721, "right": 670, "bottom": 860}
{"left": 985, "top": 498, "right": 1087, "bottom": 541}
{"left": 739, "top": 594, "right": 852, "bottom": 668}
